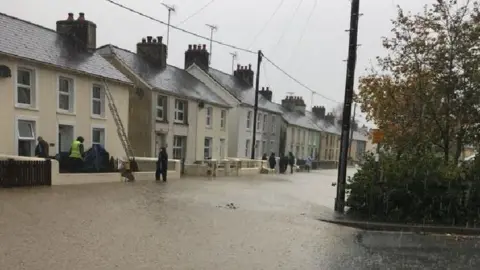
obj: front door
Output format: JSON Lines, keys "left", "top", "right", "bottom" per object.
{"left": 58, "top": 125, "right": 74, "bottom": 153}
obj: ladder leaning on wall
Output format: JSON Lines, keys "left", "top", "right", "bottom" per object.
{"left": 103, "top": 79, "right": 136, "bottom": 181}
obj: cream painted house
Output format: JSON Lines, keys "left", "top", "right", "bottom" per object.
{"left": 185, "top": 53, "right": 284, "bottom": 159}
{"left": 0, "top": 12, "right": 132, "bottom": 158}
{"left": 98, "top": 40, "right": 230, "bottom": 162}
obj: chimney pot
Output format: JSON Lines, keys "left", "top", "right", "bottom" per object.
{"left": 261, "top": 87, "right": 265, "bottom": 90}
{"left": 193, "top": 44, "right": 197, "bottom": 50}
{"left": 202, "top": 44, "right": 207, "bottom": 50}
{"left": 142, "top": 38, "right": 146, "bottom": 43}
{"left": 248, "top": 64, "right": 252, "bottom": 70}
{"left": 266, "top": 86, "right": 269, "bottom": 91}
{"left": 146, "top": 36, "right": 153, "bottom": 43}
{"left": 198, "top": 44, "right": 202, "bottom": 50}
{"left": 188, "top": 44, "right": 192, "bottom": 50}
{"left": 152, "top": 38, "right": 157, "bottom": 43}
{"left": 67, "top": 13, "right": 74, "bottom": 21}
{"left": 78, "top": 12, "right": 85, "bottom": 21}
{"left": 237, "top": 64, "right": 240, "bottom": 70}
{"left": 157, "top": 36, "right": 163, "bottom": 43}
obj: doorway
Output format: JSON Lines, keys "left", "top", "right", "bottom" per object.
{"left": 58, "top": 124, "right": 74, "bottom": 153}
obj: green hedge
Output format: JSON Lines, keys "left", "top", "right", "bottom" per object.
{"left": 346, "top": 152, "right": 480, "bottom": 226}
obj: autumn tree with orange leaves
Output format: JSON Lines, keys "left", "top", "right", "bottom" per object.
{"left": 357, "top": 0, "right": 480, "bottom": 163}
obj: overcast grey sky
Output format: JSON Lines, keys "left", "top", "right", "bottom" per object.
{"left": 2, "top": 0, "right": 437, "bottom": 124}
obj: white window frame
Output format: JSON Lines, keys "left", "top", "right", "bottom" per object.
{"left": 220, "top": 110, "right": 227, "bottom": 129}
{"left": 57, "top": 75, "right": 76, "bottom": 114}
{"left": 15, "top": 115, "right": 38, "bottom": 157}
{"left": 270, "top": 140, "right": 275, "bottom": 152}
{"left": 271, "top": 115, "right": 276, "bottom": 133}
{"left": 206, "top": 106, "right": 213, "bottom": 128}
{"left": 15, "top": 66, "right": 37, "bottom": 109}
{"left": 91, "top": 124, "right": 106, "bottom": 147}
{"left": 173, "top": 135, "right": 186, "bottom": 160}
{"left": 204, "top": 137, "right": 212, "bottom": 159}
{"left": 262, "top": 140, "right": 266, "bottom": 155}
{"left": 56, "top": 120, "right": 77, "bottom": 153}
{"left": 257, "top": 113, "right": 261, "bottom": 130}
{"left": 174, "top": 99, "right": 186, "bottom": 123}
{"left": 156, "top": 94, "right": 166, "bottom": 121}
{"left": 91, "top": 83, "right": 106, "bottom": 118}
{"left": 263, "top": 114, "right": 267, "bottom": 132}
{"left": 246, "top": 110, "right": 252, "bottom": 129}
{"left": 245, "top": 139, "right": 251, "bottom": 157}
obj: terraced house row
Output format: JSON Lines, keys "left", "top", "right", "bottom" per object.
{"left": 0, "top": 12, "right": 368, "bottom": 164}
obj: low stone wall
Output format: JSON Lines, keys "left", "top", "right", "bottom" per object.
{"left": 184, "top": 159, "right": 267, "bottom": 177}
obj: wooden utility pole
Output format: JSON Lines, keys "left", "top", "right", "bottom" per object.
{"left": 335, "top": 0, "right": 360, "bottom": 213}
{"left": 251, "top": 50, "right": 263, "bottom": 159}
{"left": 205, "top": 24, "right": 217, "bottom": 63}
{"left": 162, "top": 3, "right": 176, "bottom": 47}
{"left": 348, "top": 102, "right": 357, "bottom": 159}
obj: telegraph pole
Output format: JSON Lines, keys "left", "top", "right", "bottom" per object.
{"left": 206, "top": 24, "right": 217, "bottom": 64}
{"left": 251, "top": 50, "right": 263, "bottom": 159}
{"left": 335, "top": 0, "right": 360, "bottom": 213}
{"left": 162, "top": 3, "right": 176, "bottom": 47}
{"left": 229, "top": 52, "right": 237, "bottom": 73}
{"left": 348, "top": 102, "right": 357, "bottom": 159}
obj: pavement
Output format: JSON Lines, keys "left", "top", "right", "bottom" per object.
{"left": 1, "top": 169, "right": 480, "bottom": 269}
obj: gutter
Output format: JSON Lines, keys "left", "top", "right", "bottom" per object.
{"left": 1, "top": 52, "right": 133, "bottom": 87}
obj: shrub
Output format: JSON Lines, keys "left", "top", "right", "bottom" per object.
{"left": 346, "top": 151, "right": 480, "bottom": 226}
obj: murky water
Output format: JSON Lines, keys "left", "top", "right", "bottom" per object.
{"left": 1, "top": 171, "right": 479, "bottom": 269}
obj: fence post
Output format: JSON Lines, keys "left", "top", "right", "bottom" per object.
{"left": 5, "top": 159, "right": 15, "bottom": 188}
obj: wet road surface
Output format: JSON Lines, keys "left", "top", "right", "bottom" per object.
{"left": 1, "top": 169, "right": 479, "bottom": 269}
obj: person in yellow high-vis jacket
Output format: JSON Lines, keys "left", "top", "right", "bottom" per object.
{"left": 69, "top": 136, "right": 85, "bottom": 173}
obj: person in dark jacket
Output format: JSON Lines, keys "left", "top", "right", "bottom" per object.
{"left": 262, "top": 153, "right": 268, "bottom": 161}
{"left": 268, "top": 153, "right": 276, "bottom": 170}
{"left": 288, "top": 152, "right": 295, "bottom": 174}
{"left": 278, "top": 153, "right": 286, "bottom": 173}
{"left": 156, "top": 147, "right": 168, "bottom": 182}
{"left": 35, "top": 136, "right": 49, "bottom": 158}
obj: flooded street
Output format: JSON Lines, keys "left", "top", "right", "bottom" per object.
{"left": 1, "top": 170, "right": 479, "bottom": 269}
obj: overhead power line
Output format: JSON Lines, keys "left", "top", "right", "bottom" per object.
{"left": 286, "top": 0, "right": 318, "bottom": 64}
{"left": 270, "top": 0, "right": 304, "bottom": 54}
{"left": 176, "top": 0, "right": 217, "bottom": 26}
{"left": 248, "top": 0, "right": 285, "bottom": 49}
{"left": 105, "top": 0, "right": 337, "bottom": 104}
{"left": 105, "top": 0, "right": 256, "bottom": 54}
{"left": 262, "top": 54, "right": 341, "bottom": 104}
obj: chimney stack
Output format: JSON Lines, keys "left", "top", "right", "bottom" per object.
{"left": 233, "top": 64, "right": 254, "bottom": 87}
{"left": 56, "top": 12, "right": 97, "bottom": 52}
{"left": 184, "top": 43, "right": 210, "bottom": 71}
{"left": 137, "top": 35, "right": 168, "bottom": 69}
{"left": 259, "top": 86, "right": 273, "bottom": 101}
{"left": 281, "top": 96, "right": 306, "bottom": 114}
{"left": 312, "top": 106, "right": 326, "bottom": 119}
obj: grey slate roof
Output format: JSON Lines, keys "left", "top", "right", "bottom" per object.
{"left": 98, "top": 45, "right": 230, "bottom": 107}
{"left": 0, "top": 13, "right": 131, "bottom": 84}
{"left": 208, "top": 68, "right": 283, "bottom": 113}
{"left": 207, "top": 67, "right": 368, "bottom": 142}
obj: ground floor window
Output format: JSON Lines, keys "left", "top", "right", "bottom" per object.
{"left": 17, "top": 119, "right": 36, "bottom": 156}
{"left": 255, "top": 140, "right": 260, "bottom": 158}
{"left": 245, "top": 139, "right": 250, "bottom": 157}
{"left": 204, "top": 137, "right": 212, "bottom": 159}
{"left": 173, "top": 135, "right": 186, "bottom": 159}
{"left": 92, "top": 127, "right": 105, "bottom": 146}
